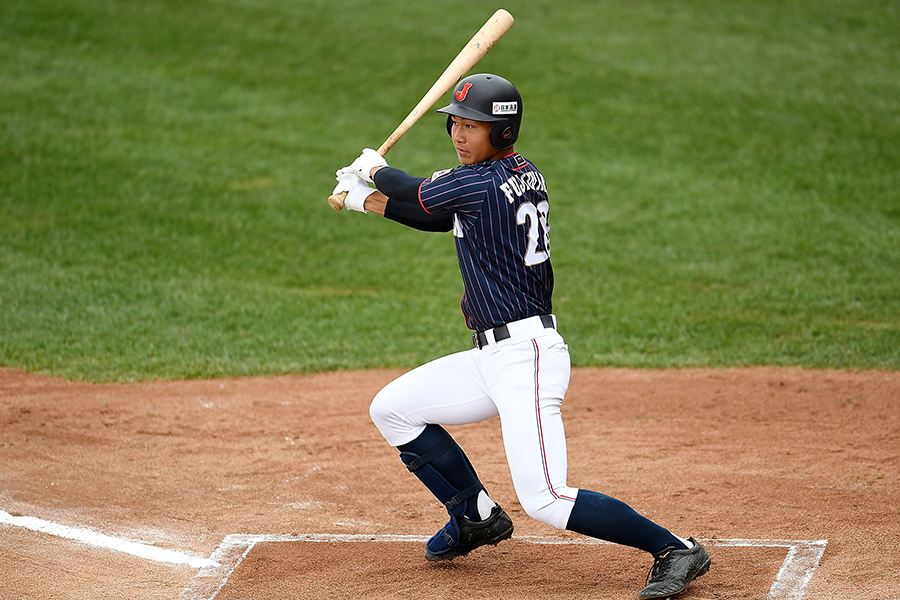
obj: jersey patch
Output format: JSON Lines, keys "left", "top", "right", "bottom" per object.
{"left": 429, "top": 168, "right": 452, "bottom": 182}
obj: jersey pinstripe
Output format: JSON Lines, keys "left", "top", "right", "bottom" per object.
{"left": 418, "top": 153, "right": 553, "bottom": 332}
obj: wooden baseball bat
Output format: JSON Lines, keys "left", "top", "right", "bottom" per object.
{"left": 328, "top": 9, "right": 515, "bottom": 210}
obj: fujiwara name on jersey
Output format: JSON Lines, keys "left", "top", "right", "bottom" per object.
{"left": 499, "top": 170, "right": 547, "bottom": 204}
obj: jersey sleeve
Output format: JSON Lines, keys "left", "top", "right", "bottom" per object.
{"left": 418, "top": 166, "right": 488, "bottom": 215}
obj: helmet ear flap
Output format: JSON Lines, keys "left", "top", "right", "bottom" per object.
{"left": 489, "top": 120, "right": 518, "bottom": 149}
{"left": 445, "top": 114, "right": 453, "bottom": 137}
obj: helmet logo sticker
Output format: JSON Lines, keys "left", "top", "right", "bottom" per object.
{"left": 455, "top": 83, "right": 473, "bottom": 101}
{"left": 492, "top": 101, "right": 518, "bottom": 115}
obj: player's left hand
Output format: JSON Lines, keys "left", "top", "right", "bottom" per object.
{"left": 331, "top": 172, "right": 354, "bottom": 196}
{"left": 332, "top": 173, "right": 373, "bottom": 213}
{"left": 337, "top": 148, "right": 388, "bottom": 183}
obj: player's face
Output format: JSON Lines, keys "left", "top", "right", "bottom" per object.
{"left": 450, "top": 117, "right": 507, "bottom": 165}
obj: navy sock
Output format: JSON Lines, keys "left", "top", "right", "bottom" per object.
{"left": 398, "top": 424, "right": 485, "bottom": 521}
{"left": 565, "top": 490, "right": 686, "bottom": 555}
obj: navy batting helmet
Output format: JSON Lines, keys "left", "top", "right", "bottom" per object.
{"left": 435, "top": 74, "right": 523, "bottom": 150}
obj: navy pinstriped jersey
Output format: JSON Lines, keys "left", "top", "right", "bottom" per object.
{"left": 418, "top": 152, "right": 553, "bottom": 332}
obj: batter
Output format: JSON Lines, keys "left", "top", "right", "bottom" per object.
{"left": 332, "top": 73, "right": 711, "bottom": 599}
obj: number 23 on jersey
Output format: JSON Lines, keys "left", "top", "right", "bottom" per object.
{"left": 516, "top": 200, "right": 550, "bottom": 266}
{"left": 452, "top": 200, "right": 550, "bottom": 268}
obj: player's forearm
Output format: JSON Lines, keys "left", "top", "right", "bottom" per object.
{"left": 383, "top": 198, "right": 453, "bottom": 232}
{"left": 361, "top": 190, "right": 388, "bottom": 216}
{"left": 358, "top": 186, "right": 451, "bottom": 231}
{"left": 364, "top": 166, "right": 451, "bottom": 231}
{"left": 372, "top": 167, "right": 427, "bottom": 204}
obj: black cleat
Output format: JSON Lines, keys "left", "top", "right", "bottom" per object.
{"left": 639, "top": 537, "right": 711, "bottom": 599}
{"left": 424, "top": 504, "right": 514, "bottom": 561}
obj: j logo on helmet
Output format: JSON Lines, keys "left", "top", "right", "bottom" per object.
{"left": 456, "top": 83, "right": 473, "bottom": 101}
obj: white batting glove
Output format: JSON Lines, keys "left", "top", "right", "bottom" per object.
{"left": 343, "top": 176, "right": 375, "bottom": 213}
{"left": 331, "top": 173, "right": 354, "bottom": 196}
{"left": 337, "top": 148, "right": 388, "bottom": 183}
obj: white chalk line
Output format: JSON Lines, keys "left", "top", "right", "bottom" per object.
{"left": 0, "top": 510, "right": 827, "bottom": 600}
{"left": 0, "top": 509, "right": 218, "bottom": 569}
{"left": 179, "top": 534, "right": 828, "bottom": 600}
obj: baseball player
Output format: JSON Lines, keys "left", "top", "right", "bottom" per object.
{"left": 332, "top": 73, "right": 710, "bottom": 599}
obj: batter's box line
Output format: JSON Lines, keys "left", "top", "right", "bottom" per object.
{"left": 179, "top": 534, "right": 828, "bottom": 600}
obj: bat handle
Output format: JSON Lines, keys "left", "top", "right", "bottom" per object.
{"left": 328, "top": 190, "right": 347, "bottom": 211}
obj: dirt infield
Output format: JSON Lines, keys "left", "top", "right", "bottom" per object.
{"left": 1, "top": 367, "right": 897, "bottom": 599}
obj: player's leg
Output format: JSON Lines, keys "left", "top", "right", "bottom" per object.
{"left": 490, "top": 332, "right": 710, "bottom": 597}
{"left": 369, "top": 349, "right": 513, "bottom": 560}
{"left": 369, "top": 348, "right": 497, "bottom": 447}
{"left": 485, "top": 333, "right": 579, "bottom": 528}
{"left": 490, "top": 332, "right": 694, "bottom": 551}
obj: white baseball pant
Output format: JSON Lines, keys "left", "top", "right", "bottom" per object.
{"left": 369, "top": 315, "right": 579, "bottom": 530}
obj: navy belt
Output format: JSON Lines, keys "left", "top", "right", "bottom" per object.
{"left": 473, "top": 315, "right": 555, "bottom": 349}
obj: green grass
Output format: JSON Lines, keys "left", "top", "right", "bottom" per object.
{"left": 1, "top": 0, "right": 898, "bottom": 381}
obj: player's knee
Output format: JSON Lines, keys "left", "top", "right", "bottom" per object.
{"left": 368, "top": 391, "right": 393, "bottom": 433}
{"left": 519, "top": 495, "right": 576, "bottom": 531}
{"left": 369, "top": 388, "right": 415, "bottom": 445}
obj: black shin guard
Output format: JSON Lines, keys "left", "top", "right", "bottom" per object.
{"left": 397, "top": 424, "right": 484, "bottom": 520}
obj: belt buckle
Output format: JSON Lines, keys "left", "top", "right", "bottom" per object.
{"left": 472, "top": 332, "right": 482, "bottom": 349}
